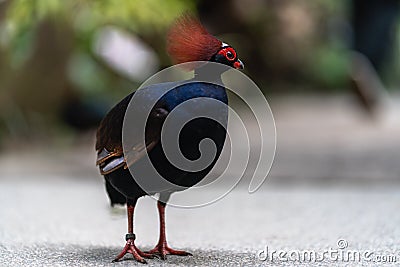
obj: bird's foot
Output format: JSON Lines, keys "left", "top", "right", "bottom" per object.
{"left": 112, "top": 234, "right": 153, "bottom": 264}
{"left": 146, "top": 242, "right": 192, "bottom": 260}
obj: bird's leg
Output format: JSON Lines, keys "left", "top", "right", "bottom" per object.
{"left": 112, "top": 201, "right": 153, "bottom": 263}
{"left": 147, "top": 200, "right": 192, "bottom": 259}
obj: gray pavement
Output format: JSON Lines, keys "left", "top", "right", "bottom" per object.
{"left": 1, "top": 180, "right": 399, "bottom": 266}
{"left": 1, "top": 95, "right": 400, "bottom": 266}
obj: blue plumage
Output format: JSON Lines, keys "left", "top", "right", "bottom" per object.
{"left": 96, "top": 77, "right": 228, "bottom": 201}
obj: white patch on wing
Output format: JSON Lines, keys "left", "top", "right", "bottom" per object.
{"left": 102, "top": 157, "right": 125, "bottom": 173}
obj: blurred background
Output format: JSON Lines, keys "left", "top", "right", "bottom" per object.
{"left": 0, "top": 0, "right": 399, "bottom": 144}
{"left": 1, "top": 1, "right": 400, "bottom": 266}
{"left": 1, "top": 0, "right": 399, "bottom": 183}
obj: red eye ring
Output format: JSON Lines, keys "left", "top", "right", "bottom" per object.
{"left": 218, "top": 47, "right": 237, "bottom": 61}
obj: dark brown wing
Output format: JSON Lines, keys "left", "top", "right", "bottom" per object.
{"left": 95, "top": 93, "right": 133, "bottom": 153}
{"left": 95, "top": 92, "right": 168, "bottom": 174}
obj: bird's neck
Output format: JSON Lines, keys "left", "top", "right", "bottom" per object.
{"left": 194, "top": 65, "right": 225, "bottom": 85}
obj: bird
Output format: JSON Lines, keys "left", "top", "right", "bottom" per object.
{"left": 95, "top": 14, "right": 244, "bottom": 263}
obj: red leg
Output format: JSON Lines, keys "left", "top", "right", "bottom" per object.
{"left": 146, "top": 201, "right": 192, "bottom": 260}
{"left": 112, "top": 204, "right": 153, "bottom": 263}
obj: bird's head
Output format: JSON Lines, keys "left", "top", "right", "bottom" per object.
{"left": 167, "top": 14, "right": 244, "bottom": 71}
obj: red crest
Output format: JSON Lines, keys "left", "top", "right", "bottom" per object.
{"left": 167, "top": 14, "right": 222, "bottom": 65}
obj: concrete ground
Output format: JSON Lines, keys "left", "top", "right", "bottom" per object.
{"left": 1, "top": 95, "right": 400, "bottom": 266}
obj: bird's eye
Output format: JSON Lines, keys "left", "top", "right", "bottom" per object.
{"left": 226, "top": 51, "right": 234, "bottom": 60}
{"left": 217, "top": 47, "right": 237, "bottom": 61}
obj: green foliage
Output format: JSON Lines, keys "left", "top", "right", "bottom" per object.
{"left": 0, "top": 0, "right": 196, "bottom": 141}
{"left": 2, "top": 0, "right": 196, "bottom": 91}
{"left": 308, "top": 45, "right": 349, "bottom": 89}
{"left": 5, "top": 0, "right": 194, "bottom": 34}
{"left": 3, "top": 0, "right": 195, "bottom": 71}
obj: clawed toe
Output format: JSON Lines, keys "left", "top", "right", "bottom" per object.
{"left": 112, "top": 239, "right": 152, "bottom": 263}
{"left": 146, "top": 244, "right": 192, "bottom": 260}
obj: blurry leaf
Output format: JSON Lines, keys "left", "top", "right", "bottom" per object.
{"left": 309, "top": 44, "right": 349, "bottom": 88}
{"left": 6, "top": 0, "right": 194, "bottom": 37}
{"left": 9, "top": 27, "right": 35, "bottom": 69}
{"left": 67, "top": 52, "right": 107, "bottom": 94}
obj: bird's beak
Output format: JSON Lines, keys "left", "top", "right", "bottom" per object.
{"left": 233, "top": 59, "right": 244, "bottom": 70}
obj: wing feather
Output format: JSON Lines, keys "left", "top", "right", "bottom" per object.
{"left": 95, "top": 90, "right": 168, "bottom": 174}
